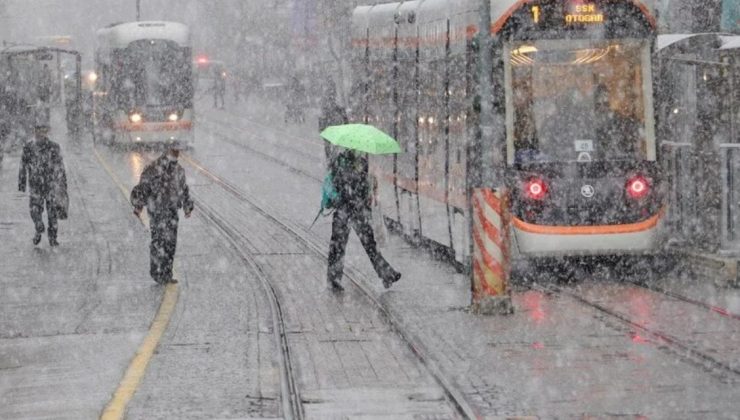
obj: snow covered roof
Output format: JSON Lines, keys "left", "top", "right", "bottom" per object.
{"left": 96, "top": 21, "right": 190, "bottom": 50}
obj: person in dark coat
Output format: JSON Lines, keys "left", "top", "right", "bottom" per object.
{"left": 319, "top": 80, "right": 348, "bottom": 161}
{"left": 326, "top": 149, "right": 401, "bottom": 291}
{"left": 213, "top": 68, "right": 226, "bottom": 109}
{"left": 18, "top": 124, "right": 68, "bottom": 246}
{"left": 131, "top": 148, "right": 194, "bottom": 284}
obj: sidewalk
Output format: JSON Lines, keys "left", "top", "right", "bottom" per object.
{"left": 0, "top": 127, "right": 159, "bottom": 418}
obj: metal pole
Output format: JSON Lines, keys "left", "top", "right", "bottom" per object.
{"left": 470, "top": 0, "right": 513, "bottom": 315}
{"left": 136, "top": 0, "right": 141, "bottom": 21}
{"left": 479, "top": 0, "right": 493, "bottom": 179}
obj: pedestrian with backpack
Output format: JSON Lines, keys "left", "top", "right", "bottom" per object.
{"left": 326, "top": 148, "right": 401, "bottom": 292}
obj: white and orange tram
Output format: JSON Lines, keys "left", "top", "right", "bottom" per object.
{"left": 93, "top": 21, "right": 194, "bottom": 147}
{"left": 351, "top": 0, "right": 664, "bottom": 271}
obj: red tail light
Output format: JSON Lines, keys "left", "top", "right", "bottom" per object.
{"left": 524, "top": 178, "right": 548, "bottom": 201}
{"left": 626, "top": 175, "right": 650, "bottom": 199}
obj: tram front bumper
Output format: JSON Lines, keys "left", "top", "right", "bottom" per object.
{"left": 512, "top": 212, "right": 665, "bottom": 256}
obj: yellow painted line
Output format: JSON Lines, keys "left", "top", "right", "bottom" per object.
{"left": 92, "top": 146, "right": 180, "bottom": 420}
{"left": 100, "top": 283, "right": 179, "bottom": 420}
{"left": 92, "top": 147, "right": 150, "bottom": 228}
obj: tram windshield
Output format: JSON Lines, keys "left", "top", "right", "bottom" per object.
{"left": 113, "top": 40, "right": 192, "bottom": 110}
{"left": 507, "top": 40, "right": 650, "bottom": 164}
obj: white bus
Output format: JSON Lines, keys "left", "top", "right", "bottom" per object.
{"left": 93, "top": 21, "right": 194, "bottom": 146}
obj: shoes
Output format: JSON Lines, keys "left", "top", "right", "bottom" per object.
{"left": 382, "top": 271, "right": 402, "bottom": 289}
{"left": 328, "top": 279, "right": 344, "bottom": 292}
{"left": 32, "top": 232, "right": 42, "bottom": 245}
{"left": 167, "top": 278, "right": 179, "bottom": 284}
{"left": 49, "top": 238, "right": 59, "bottom": 247}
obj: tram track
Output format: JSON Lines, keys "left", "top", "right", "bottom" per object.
{"left": 181, "top": 153, "right": 480, "bottom": 420}
{"left": 627, "top": 279, "right": 740, "bottom": 321}
{"left": 199, "top": 117, "right": 323, "bottom": 179}
{"left": 133, "top": 152, "right": 303, "bottom": 420}
{"left": 531, "top": 281, "right": 740, "bottom": 384}
{"left": 193, "top": 198, "right": 304, "bottom": 420}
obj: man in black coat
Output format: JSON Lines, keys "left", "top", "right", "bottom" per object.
{"left": 131, "top": 148, "right": 194, "bottom": 284}
{"left": 326, "top": 149, "right": 401, "bottom": 291}
{"left": 319, "top": 80, "right": 347, "bottom": 161}
{"left": 18, "top": 124, "right": 68, "bottom": 246}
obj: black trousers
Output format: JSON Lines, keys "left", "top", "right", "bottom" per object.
{"left": 30, "top": 195, "right": 57, "bottom": 239}
{"left": 150, "top": 215, "right": 179, "bottom": 283}
{"left": 327, "top": 206, "right": 395, "bottom": 283}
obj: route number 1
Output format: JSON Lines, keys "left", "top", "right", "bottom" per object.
{"left": 532, "top": 6, "right": 541, "bottom": 23}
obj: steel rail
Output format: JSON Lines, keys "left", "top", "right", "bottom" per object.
{"left": 182, "top": 153, "right": 481, "bottom": 420}
{"left": 627, "top": 279, "right": 740, "bottom": 321}
{"left": 194, "top": 198, "right": 304, "bottom": 420}
{"left": 532, "top": 282, "right": 740, "bottom": 384}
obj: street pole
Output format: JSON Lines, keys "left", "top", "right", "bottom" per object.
{"left": 136, "top": 0, "right": 141, "bottom": 21}
{"left": 470, "top": 0, "right": 514, "bottom": 315}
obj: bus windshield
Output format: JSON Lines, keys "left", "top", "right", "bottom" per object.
{"left": 113, "top": 40, "right": 192, "bottom": 109}
{"left": 507, "top": 40, "right": 650, "bottom": 164}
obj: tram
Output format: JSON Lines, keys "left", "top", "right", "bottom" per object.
{"left": 93, "top": 21, "right": 194, "bottom": 146}
{"left": 351, "top": 0, "right": 663, "bottom": 270}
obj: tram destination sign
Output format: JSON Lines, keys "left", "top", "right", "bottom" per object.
{"left": 502, "top": 0, "right": 653, "bottom": 39}
{"left": 526, "top": 0, "right": 607, "bottom": 28}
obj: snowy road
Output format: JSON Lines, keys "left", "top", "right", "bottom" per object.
{"left": 2, "top": 101, "right": 740, "bottom": 418}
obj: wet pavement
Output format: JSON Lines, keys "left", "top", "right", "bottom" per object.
{"left": 2, "top": 102, "right": 740, "bottom": 419}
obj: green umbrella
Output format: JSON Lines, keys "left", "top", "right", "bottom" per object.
{"left": 320, "top": 124, "right": 402, "bottom": 155}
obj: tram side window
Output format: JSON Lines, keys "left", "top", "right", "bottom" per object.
{"left": 510, "top": 41, "right": 648, "bottom": 163}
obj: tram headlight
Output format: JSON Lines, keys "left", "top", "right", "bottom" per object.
{"left": 129, "top": 113, "right": 143, "bottom": 123}
{"left": 168, "top": 113, "right": 179, "bottom": 122}
{"left": 88, "top": 72, "right": 98, "bottom": 83}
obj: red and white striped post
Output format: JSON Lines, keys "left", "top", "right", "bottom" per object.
{"left": 471, "top": 188, "right": 514, "bottom": 315}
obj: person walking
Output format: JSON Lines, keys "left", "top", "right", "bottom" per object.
{"left": 213, "top": 69, "right": 226, "bottom": 109}
{"left": 319, "top": 80, "right": 347, "bottom": 162}
{"left": 18, "top": 124, "right": 68, "bottom": 247}
{"left": 326, "top": 148, "right": 401, "bottom": 292}
{"left": 131, "top": 147, "right": 194, "bottom": 285}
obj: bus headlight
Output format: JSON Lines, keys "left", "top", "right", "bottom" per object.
{"left": 129, "top": 113, "right": 143, "bottom": 123}
{"left": 168, "top": 113, "right": 179, "bottom": 122}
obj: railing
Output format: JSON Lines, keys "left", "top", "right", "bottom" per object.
{"left": 661, "top": 141, "right": 696, "bottom": 246}
{"left": 720, "top": 144, "right": 740, "bottom": 252}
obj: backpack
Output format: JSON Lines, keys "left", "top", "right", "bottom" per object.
{"left": 321, "top": 171, "right": 338, "bottom": 211}
{"left": 310, "top": 171, "right": 338, "bottom": 228}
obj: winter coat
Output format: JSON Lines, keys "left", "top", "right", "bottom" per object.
{"left": 18, "top": 137, "right": 68, "bottom": 218}
{"left": 131, "top": 155, "right": 194, "bottom": 218}
{"left": 330, "top": 151, "right": 371, "bottom": 213}
{"left": 319, "top": 99, "right": 347, "bottom": 161}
